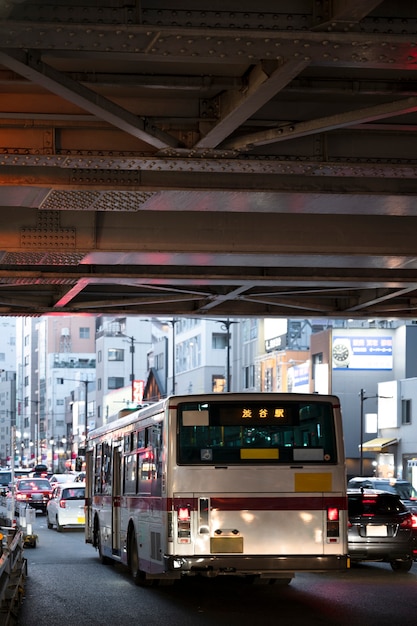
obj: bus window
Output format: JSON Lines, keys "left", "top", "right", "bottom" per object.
{"left": 177, "top": 400, "right": 337, "bottom": 465}
{"left": 124, "top": 453, "right": 137, "bottom": 494}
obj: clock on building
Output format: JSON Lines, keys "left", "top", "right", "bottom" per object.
{"left": 332, "top": 340, "right": 351, "bottom": 368}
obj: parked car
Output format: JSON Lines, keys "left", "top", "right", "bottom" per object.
{"left": 46, "top": 482, "right": 86, "bottom": 532}
{"left": 347, "top": 489, "right": 414, "bottom": 572}
{"left": 13, "top": 477, "right": 53, "bottom": 514}
{"left": 347, "top": 477, "right": 417, "bottom": 512}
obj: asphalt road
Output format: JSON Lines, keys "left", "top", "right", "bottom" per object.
{"left": 16, "top": 513, "right": 417, "bottom": 626}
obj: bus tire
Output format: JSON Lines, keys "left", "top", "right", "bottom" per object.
{"left": 128, "top": 530, "right": 154, "bottom": 587}
{"left": 95, "top": 518, "right": 111, "bottom": 565}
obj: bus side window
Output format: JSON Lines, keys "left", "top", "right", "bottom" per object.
{"left": 124, "top": 453, "right": 137, "bottom": 494}
{"left": 138, "top": 450, "right": 152, "bottom": 495}
{"left": 94, "top": 444, "right": 102, "bottom": 494}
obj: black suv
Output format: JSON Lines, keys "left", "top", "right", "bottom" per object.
{"left": 348, "top": 489, "right": 414, "bottom": 572}
{"left": 348, "top": 477, "right": 417, "bottom": 513}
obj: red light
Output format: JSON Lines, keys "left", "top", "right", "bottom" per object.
{"left": 412, "top": 514, "right": 417, "bottom": 529}
{"left": 399, "top": 514, "right": 412, "bottom": 529}
{"left": 327, "top": 507, "right": 339, "bottom": 521}
{"left": 59, "top": 500, "right": 67, "bottom": 509}
{"left": 178, "top": 506, "right": 190, "bottom": 521}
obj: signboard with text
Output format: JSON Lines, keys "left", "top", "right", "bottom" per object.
{"left": 332, "top": 335, "right": 392, "bottom": 370}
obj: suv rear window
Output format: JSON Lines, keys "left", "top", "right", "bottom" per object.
{"left": 348, "top": 494, "right": 407, "bottom": 516}
{"left": 62, "top": 487, "right": 85, "bottom": 500}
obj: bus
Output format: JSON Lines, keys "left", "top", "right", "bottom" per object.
{"left": 85, "top": 393, "right": 349, "bottom": 585}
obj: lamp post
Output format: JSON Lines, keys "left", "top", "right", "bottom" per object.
{"left": 118, "top": 333, "right": 136, "bottom": 402}
{"left": 57, "top": 377, "right": 93, "bottom": 453}
{"left": 216, "top": 318, "right": 238, "bottom": 392}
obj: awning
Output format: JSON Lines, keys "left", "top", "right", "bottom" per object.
{"left": 359, "top": 437, "right": 398, "bottom": 452}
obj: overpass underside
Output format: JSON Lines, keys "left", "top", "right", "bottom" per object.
{"left": 0, "top": 1, "right": 417, "bottom": 319}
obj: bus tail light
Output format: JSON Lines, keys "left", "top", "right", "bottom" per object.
{"left": 177, "top": 505, "right": 191, "bottom": 543}
{"left": 326, "top": 507, "right": 340, "bottom": 540}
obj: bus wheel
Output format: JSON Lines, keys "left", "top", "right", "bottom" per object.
{"left": 128, "top": 531, "right": 153, "bottom": 587}
{"left": 95, "top": 521, "right": 111, "bottom": 565}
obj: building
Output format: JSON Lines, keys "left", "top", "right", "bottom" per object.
{"left": 166, "top": 318, "right": 237, "bottom": 395}
{"left": 0, "top": 318, "right": 16, "bottom": 466}
{"left": 16, "top": 316, "right": 96, "bottom": 468}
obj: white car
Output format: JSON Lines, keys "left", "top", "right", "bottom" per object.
{"left": 46, "top": 482, "right": 86, "bottom": 532}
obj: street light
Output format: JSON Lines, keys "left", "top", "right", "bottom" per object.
{"left": 216, "top": 318, "right": 238, "bottom": 392}
{"left": 57, "top": 377, "right": 93, "bottom": 452}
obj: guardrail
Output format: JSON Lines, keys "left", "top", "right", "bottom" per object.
{"left": 0, "top": 499, "right": 27, "bottom": 625}
{"left": 0, "top": 526, "right": 26, "bottom": 625}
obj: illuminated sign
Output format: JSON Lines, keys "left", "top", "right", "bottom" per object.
{"left": 332, "top": 335, "right": 393, "bottom": 370}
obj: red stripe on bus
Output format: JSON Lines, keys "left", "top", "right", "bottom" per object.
{"left": 169, "top": 496, "right": 347, "bottom": 512}
{"left": 92, "top": 494, "right": 347, "bottom": 512}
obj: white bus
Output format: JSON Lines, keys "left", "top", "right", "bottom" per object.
{"left": 85, "top": 393, "right": 349, "bottom": 585}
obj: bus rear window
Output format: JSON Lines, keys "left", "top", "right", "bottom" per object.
{"left": 177, "top": 400, "right": 337, "bottom": 465}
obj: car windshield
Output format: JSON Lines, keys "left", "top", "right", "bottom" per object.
{"left": 62, "top": 487, "right": 85, "bottom": 500}
{"left": 18, "top": 480, "right": 50, "bottom": 491}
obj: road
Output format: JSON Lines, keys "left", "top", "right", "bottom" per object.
{"left": 16, "top": 513, "right": 417, "bottom": 626}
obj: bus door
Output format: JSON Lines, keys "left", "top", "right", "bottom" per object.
{"left": 112, "top": 444, "right": 122, "bottom": 556}
{"left": 85, "top": 449, "right": 93, "bottom": 544}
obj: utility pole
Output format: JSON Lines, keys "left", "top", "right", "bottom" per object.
{"left": 57, "top": 377, "right": 93, "bottom": 453}
{"left": 165, "top": 320, "right": 179, "bottom": 395}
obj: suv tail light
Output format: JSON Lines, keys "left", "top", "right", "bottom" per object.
{"left": 59, "top": 500, "right": 67, "bottom": 509}
{"left": 399, "top": 514, "right": 413, "bottom": 528}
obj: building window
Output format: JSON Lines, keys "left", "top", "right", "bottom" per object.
{"left": 108, "top": 348, "right": 124, "bottom": 361}
{"left": 97, "top": 378, "right": 102, "bottom": 391}
{"left": 212, "top": 333, "right": 228, "bottom": 349}
{"left": 80, "top": 327, "right": 90, "bottom": 339}
{"left": 108, "top": 377, "right": 124, "bottom": 390}
{"left": 402, "top": 399, "right": 411, "bottom": 425}
{"left": 212, "top": 375, "right": 225, "bottom": 393}
{"left": 155, "top": 353, "right": 164, "bottom": 371}
{"left": 243, "top": 365, "right": 255, "bottom": 389}
{"left": 98, "top": 350, "right": 102, "bottom": 363}
{"left": 264, "top": 367, "right": 273, "bottom": 392}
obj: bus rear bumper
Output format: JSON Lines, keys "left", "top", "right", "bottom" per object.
{"left": 164, "top": 554, "right": 349, "bottom": 576}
